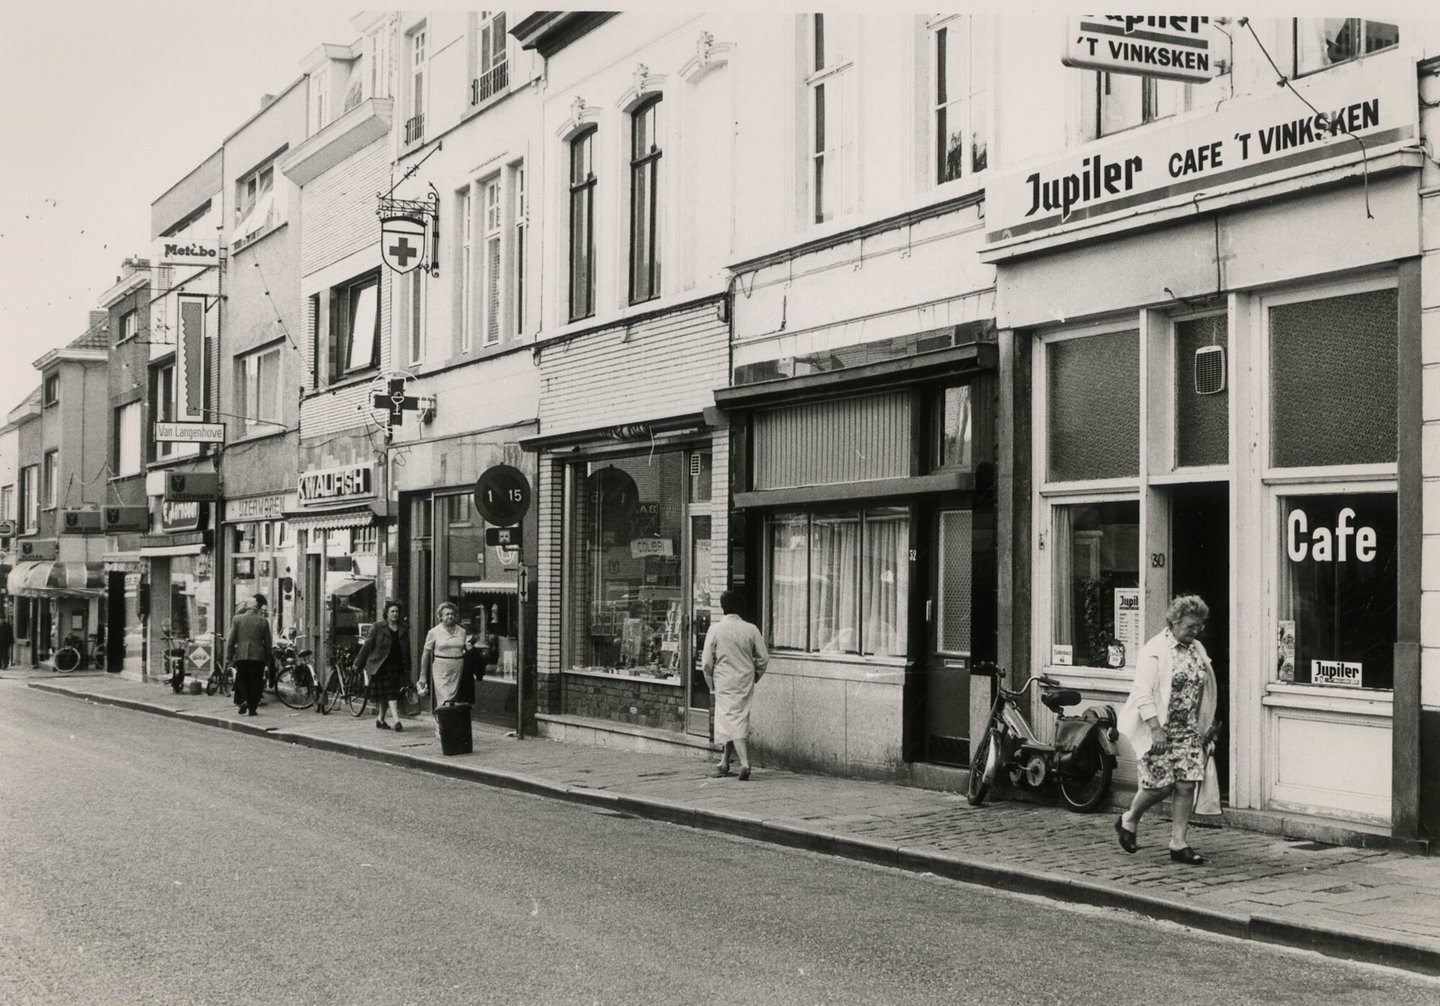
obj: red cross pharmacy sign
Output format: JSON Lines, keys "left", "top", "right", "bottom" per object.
{"left": 380, "top": 215, "right": 428, "bottom": 275}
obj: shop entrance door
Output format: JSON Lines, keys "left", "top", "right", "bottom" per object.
{"left": 1166, "top": 482, "right": 1230, "bottom": 796}
{"left": 684, "top": 514, "right": 713, "bottom": 735}
{"left": 923, "top": 508, "right": 974, "bottom": 765}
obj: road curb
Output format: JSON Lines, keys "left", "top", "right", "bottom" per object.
{"left": 28, "top": 680, "right": 1440, "bottom": 978}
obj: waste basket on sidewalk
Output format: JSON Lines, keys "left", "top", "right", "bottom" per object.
{"left": 434, "top": 702, "right": 473, "bottom": 755}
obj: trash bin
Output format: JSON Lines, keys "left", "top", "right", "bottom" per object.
{"left": 434, "top": 701, "right": 473, "bottom": 756}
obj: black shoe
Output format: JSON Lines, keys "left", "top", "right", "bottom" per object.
{"left": 737, "top": 766, "right": 751, "bottom": 781}
{"left": 393, "top": 721, "right": 403, "bottom": 732}
{"left": 1169, "top": 846, "right": 1206, "bottom": 865}
{"left": 1115, "top": 815, "right": 1138, "bottom": 854}
{"left": 376, "top": 720, "right": 391, "bottom": 730}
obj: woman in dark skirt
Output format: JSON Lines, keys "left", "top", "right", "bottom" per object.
{"left": 353, "top": 600, "right": 411, "bottom": 731}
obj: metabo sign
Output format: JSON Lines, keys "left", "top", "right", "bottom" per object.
{"left": 159, "top": 238, "right": 220, "bottom": 268}
{"left": 1063, "top": 16, "right": 1218, "bottom": 84}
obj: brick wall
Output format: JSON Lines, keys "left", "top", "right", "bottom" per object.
{"left": 562, "top": 673, "right": 686, "bottom": 732}
{"left": 300, "top": 140, "right": 390, "bottom": 277}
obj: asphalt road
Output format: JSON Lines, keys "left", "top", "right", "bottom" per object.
{"left": 3, "top": 681, "right": 1438, "bottom": 1006}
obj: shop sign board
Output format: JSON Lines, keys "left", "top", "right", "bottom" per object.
{"left": 224, "top": 493, "right": 290, "bottom": 523}
{"left": 1112, "top": 587, "right": 1140, "bottom": 667}
{"left": 1062, "top": 17, "right": 1217, "bottom": 84}
{"left": 0, "top": 519, "right": 14, "bottom": 537}
{"left": 1312, "top": 659, "right": 1362, "bottom": 687}
{"left": 985, "top": 62, "right": 1414, "bottom": 246}
{"left": 103, "top": 506, "right": 150, "bottom": 532}
{"left": 155, "top": 421, "right": 225, "bottom": 444}
{"left": 629, "top": 537, "right": 674, "bottom": 559}
{"left": 164, "top": 472, "right": 220, "bottom": 502}
{"left": 18, "top": 539, "right": 57, "bottom": 560}
{"left": 159, "top": 237, "right": 220, "bottom": 268}
{"left": 160, "top": 499, "right": 207, "bottom": 533}
{"left": 298, "top": 463, "right": 375, "bottom": 505}
{"left": 60, "top": 510, "right": 104, "bottom": 534}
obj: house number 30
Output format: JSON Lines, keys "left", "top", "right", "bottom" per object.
{"left": 1150, "top": 553, "right": 1166, "bottom": 568}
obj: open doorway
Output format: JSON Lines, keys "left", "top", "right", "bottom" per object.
{"left": 1166, "top": 482, "right": 1230, "bottom": 796}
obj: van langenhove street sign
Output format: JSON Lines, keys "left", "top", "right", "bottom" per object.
{"left": 155, "top": 421, "right": 225, "bottom": 444}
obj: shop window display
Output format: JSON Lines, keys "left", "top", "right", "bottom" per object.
{"left": 566, "top": 454, "right": 686, "bottom": 678}
{"left": 1277, "top": 492, "right": 1395, "bottom": 690}
{"left": 1050, "top": 500, "right": 1140, "bottom": 668}
{"left": 767, "top": 507, "right": 909, "bottom": 656}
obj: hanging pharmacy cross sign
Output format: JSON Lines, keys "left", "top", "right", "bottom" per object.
{"left": 380, "top": 216, "right": 428, "bottom": 275}
{"left": 1063, "top": 16, "right": 1218, "bottom": 84}
{"left": 372, "top": 378, "right": 420, "bottom": 429}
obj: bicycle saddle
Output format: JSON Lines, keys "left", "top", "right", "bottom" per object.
{"left": 1041, "top": 688, "right": 1083, "bottom": 712}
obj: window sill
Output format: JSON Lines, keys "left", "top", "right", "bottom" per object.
{"left": 304, "top": 369, "right": 380, "bottom": 400}
{"left": 230, "top": 220, "right": 288, "bottom": 255}
{"left": 1263, "top": 682, "right": 1393, "bottom": 715}
{"left": 230, "top": 426, "right": 289, "bottom": 445}
{"left": 563, "top": 666, "right": 683, "bottom": 687}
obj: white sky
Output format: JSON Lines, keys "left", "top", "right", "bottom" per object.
{"left": 0, "top": 1, "right": 366, "bottom": 416}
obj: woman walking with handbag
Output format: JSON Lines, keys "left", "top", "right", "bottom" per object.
{"left": 420, "top": 602, "right": 468, "bottom": 709}
{"left": 354, "top": 601, "right": 411, "bottom": 731}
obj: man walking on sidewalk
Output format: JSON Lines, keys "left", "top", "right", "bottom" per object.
{"left": 226, "top": 595, "right": 273, "bottom": 717}
{"left": 701, "top": 590, "right": 769, "bottom": 781}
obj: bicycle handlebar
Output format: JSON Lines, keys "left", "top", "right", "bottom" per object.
{"left": 968, "top": 663, "right": 1065, "bottom": 700}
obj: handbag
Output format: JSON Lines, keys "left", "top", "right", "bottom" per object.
{"left": 1193, "top": 750, "right": 1222, "bottom": 817}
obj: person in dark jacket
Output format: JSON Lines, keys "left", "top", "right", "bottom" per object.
{"left": 354, "top": 600, "right": 410, "bottom": 731}
{"left": 226, "top": 595, "right": 274, "bottom": 716}
{"left": 0, "top": 613, "right": 13, "bottom": 669}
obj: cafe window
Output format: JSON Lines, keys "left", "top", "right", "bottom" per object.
{"left": 565, "top": 453, "right": 685, "bottom": 678}
{"left": 1049, "top": 500, "right": 1140, "bottom": 668}
{"left": 1174, "top": 314, "right": 1229, "bottom": 468}
{"left": 1046, "top": 329, "right": 1140, "bottom": 482}
{"left": 767, "top": 507, "right": 909, "bottom": 657}
{"left": 1293, "top": 19, "right": 1399, "bottom": 77}
{"left": 1277, "top": 492, "right": 1395, "bottom": 690}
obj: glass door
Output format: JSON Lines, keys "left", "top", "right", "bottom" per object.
{"left": 923, "top": 508, "right": 973, "bottom": 764}
{"left": 685, "top": 513, "right": 713, "bottom": 734}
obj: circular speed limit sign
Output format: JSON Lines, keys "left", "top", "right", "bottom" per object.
{"left": 473, "top": 464, "right": 531, "bottom": 526}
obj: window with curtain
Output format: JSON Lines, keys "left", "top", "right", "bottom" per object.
{"left": 513, "top": 165, "right": 526, "bottom": 335}
{"left": 482, "top": 178, "right": 503, "bottom": 345}
{"left": 1294, "top": 18, "right": 1398, "bottom": 76}
{"left": 569, "top": 129, "right": 597, "bottom": 321}
{"left": 932, "top": 16, "right": 990, "bottom": 184}
{"left": 768, "top": 508, "right": 909, "bottom": 656}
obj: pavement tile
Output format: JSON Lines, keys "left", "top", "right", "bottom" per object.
{"left": 20, "top": 672, "right": 1440, "bottom": 979}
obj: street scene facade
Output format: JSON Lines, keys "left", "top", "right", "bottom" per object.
{"left": 4, "top": 11, "right": 1440, "bottom": 854}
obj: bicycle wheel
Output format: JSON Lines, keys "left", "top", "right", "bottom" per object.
{"left": 1058, "top": 756, "right": 1114, "bottom": 814}
{"left": 317, "top": 668, "right": 341, "bottom": 715}
{"left": 220, "top": 665, "right": 234, "bottom": 697}
{"left": 347, "top": 668, "right": 369, "bottom": 717}
{"left": 967, "top": 729, "right": 999, "bottom": 807}
{"left": 205, "top": 671, "right": 218, "bottom": 696}
{"left": 53, "top": 646, "right": 80, "bottom": 673}
{"left": 275, "top": 665, "right": 314, "bottom": 710}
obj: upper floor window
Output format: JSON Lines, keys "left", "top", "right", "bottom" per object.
{"left": 1294, "top": 18, "right": 1399, "bottom": 76}
{"left": 569, "top": 129, "right": 597, "bottom": 322}
{"left": 330, "top": 272, "right": 381, "bottom": 381}
{"left": 236, "top": 344, "right": 283, "bottom": 433}
{"left": 458, "top": 186, "right": 474, "bottom": 352}
{"left": 113, "top": 401, "right": 143, "bottom": 477}
{"left": 1096, "top": 72, "right": 1182, "bottom": 136}
{"left": 409, "top": 268, "right": 426, "bottom": 364}
{"left": 406, "top": 26, "right": 427, "bottom": 143}
{"left": 42, "top": 373, "right": 59, "bottom": 406}
{"left": 629, "top": 97, "right": 662, "bottom": 304}
{"left": 20, "top": 466, "right": 39, "bottom": 533}
{"left": 931, "top": 16, "right": 990, "bottom": 185}
{"left": 118, "top": 310, "right": 138, "bottom": 345}
{"left": 42, "top": 450, "right": 58, "bottom": 509}
{"left": 481, "top": 178, "right": 503, "bottom": 345}
{"left": 514, "top": 166, "right": 527, "bottom": 335}
{"left": 473, "top": 11, "right": 509, "bottom": 105}
{"left": 0, "top": 484, "right": 12, "bottom": 522}
{"left": 150, "top": 361, "right": 175, "bottom": 459}
{"left": 234, "top": 157, "right": 284, "bottom": 246}
{"left": 807, "top": 14, "right": 856, "bottom": 223}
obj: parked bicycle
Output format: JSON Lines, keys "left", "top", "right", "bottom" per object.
{"left": 967, "top": 662, "right": 1119, "bottom": 813}
{"left": 160, "top": 623, "right": 188, "bottom": 693}
{"left": 205, "top": 635, "right": 233, "bottom": 697}
{"left": 317, "top": 645, "right": 367, "bottom": 717}
{"left": 52, "top": 633, "right": 86, "bottom": 673}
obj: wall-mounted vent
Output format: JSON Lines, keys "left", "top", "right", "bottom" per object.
{"left": 1194, "top": 345, "right": 1226, "bottom": 395}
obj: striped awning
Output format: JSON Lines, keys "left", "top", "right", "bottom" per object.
{"left": 283, "top": 501, "right": 391, "bottom": 532}
{"left": 6, "top": 560, "right": 107, "bottom": 598}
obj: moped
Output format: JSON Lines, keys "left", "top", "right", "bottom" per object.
{"left": 967, "top": 662, "right": 1119, "bottom": 813}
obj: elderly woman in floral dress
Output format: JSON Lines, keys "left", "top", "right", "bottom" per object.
{"left": 1115, "top": 594, "right": 1218, "bottom": 865}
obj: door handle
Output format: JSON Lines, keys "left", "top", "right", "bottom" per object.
{"left": 925, "top": 599, "right": 933, "bottom": 622}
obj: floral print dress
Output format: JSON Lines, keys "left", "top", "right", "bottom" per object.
{"left": 1138, "top": 643, "right": 1208, "bottom": 790}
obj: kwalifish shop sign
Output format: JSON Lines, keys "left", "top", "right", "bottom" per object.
{"left": 986, "top": 59, "right": 1414, "bottom": 247}
{"left": 1063, "top": 17, "right": 1218, "bottom": 84}
{"left": 298, "top": 463, "right": 375, "bottom": 505}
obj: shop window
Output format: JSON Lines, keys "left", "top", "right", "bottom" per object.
{"left": 806, "top": 13, "right": 856, "bottom": 224}
{"left": 1270, "top": 288, "right": 1396, "bottom": 469}
{"left": 1294, "top": 19, "right": 1398, "bottom": 76}
{"left": 629, "top": 96, "right": 662, "bottom": 304}
{"left": 565, "top": 454, "right": 686, "bottom": 677}
{"left": 1174, "top": 315, "right": 1229, "bottom": 468}
{"left": 1046, "top": 330, "right": 1140, "bottom": 482}
{"left": 1278, "top": 493, "right": 1395, "bottom": 690}
{"left": 1049, "top": 500, "right": 1140, "bottom": 668}
{"left": 568, "top": 128, "right": 597, "bottom": 321}
{"left": 931, "top": 15, "right": 990, "bottom": 185}
{"left": 768, "top": 507, "right": 909, "bottom": 657}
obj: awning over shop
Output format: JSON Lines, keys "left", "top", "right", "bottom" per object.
{"left": 461, "top": 580, "right": 518, "bottom": 594}
{"left": 330, "top": 577, "right": 376, "bottom": 602}
{"left": 284, "top": 501, "right": 392, "bottom": 532}
{"left": 103, "top": 552, "right": 145, "bottom": 573}
{"left": 6, "top": 560, "right": 107, "bottom": 598}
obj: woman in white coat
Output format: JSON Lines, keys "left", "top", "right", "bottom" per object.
{"left": 1115, "top": 594, "right": 1218, "bottom": 865}
{"left": 701, "top": 590, "right": 769, "bottom": 781}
